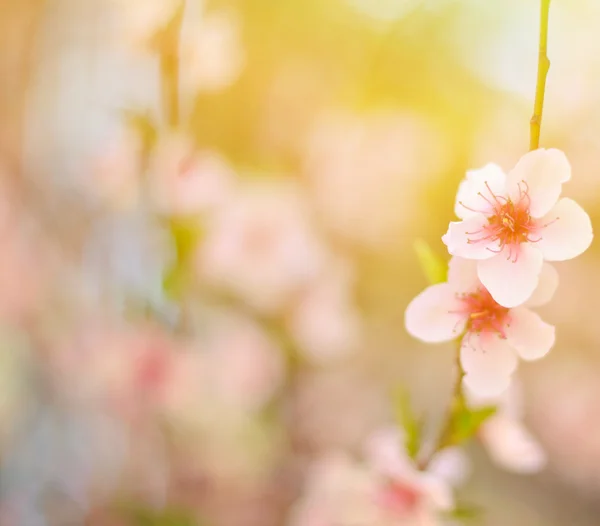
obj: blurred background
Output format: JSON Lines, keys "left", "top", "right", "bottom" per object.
{"left": 1, "top": 0, "right": 600, "bottom": 524}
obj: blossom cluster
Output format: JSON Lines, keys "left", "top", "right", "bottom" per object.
{"left": 407, "top": 148, "right": 592, "bottom": 395}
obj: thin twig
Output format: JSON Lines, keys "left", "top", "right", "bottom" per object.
{"left": 529, "top": 0, "right": 552, "bottom": 151}
{"left": 159, "top": 5, "right": 184, "bottom": 128}
{"left": 417, "top": 340, "right": 464, "bottom": 469}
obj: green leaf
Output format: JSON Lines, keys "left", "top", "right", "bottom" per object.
{"left": 413, "top": 239, "right": 447, "bottom": 284}
{"left": 119, "top": 503, "right": 201, "bottom": 526}
{"left": 447, "top": 402, "right": 497, "bottom": 446}
{"left": 446, "top": 503, "right": 484, "bottom": 523}
{"left": 121, "top": 109, "right": 159, "bottom": 153}
{"left": 162, "top": 218, "right": 203, "bottom": 300}
{"left": 392, "top": 387, "right": 422, "bottom": 459}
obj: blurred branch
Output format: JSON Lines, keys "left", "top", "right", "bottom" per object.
{"left": 0, "top": 0, "right": 45, "bottom": 180}
{"left": 159, "top": 4, "right": 185, "bottom": 128}
{"left": 529, "top": 0, "right": 551, "bottom": 151}
{"left": 417, "top": 339, "right": 464, "bottom": 469}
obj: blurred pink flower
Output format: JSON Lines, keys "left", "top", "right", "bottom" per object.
{"left": 111, "top": 0, "right": 183, "bottom": 50}
{"left": 287, "top": 259, "right": 362, "bottom": 364}
{"left": 91, "top": 131, "right": 143, "bottom": 210}
{"left": 305, "top": 112, "right": 450, "bottom": 249}
{"left": 529, "top": 360, "right": 600, "bottom": 494}
{"left": 148, "top": 133, "right": 234, "bottom": 216}
{"left": 187, "top": 312, "right": 284, "bottom": 414}
{"left": 465, "top": 381, "right": 546, "bottom": 474}
{"left": 112, "top": 0, "right": 243, "bottom": 94}
{"left": 290, "top": 428, "right": 462, "bottom": 526}
{"left": 405, "top": 257, "right": 557, "bottom": 396}
{"left": 197, "top": 180, "right": 326, "bottom": 313}
{"left": 49, "top": 322, "right": 178, "bottom": 419}
{"left": 443, "top": 149, "right": 593, "bottom": 307}
{"left": 180, "top": 8, "right": 245, "bottom": 94}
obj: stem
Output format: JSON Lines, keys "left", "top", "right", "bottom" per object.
{"left": 418, "top": 341, "right": 464, "bottom": 469}
{"left": 159, "top": 4, "right": 184, "bottom": 128}
{"left": 529, "top": 0, "right": 551, "bottom": 151}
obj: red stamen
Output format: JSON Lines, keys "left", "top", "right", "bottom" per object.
{"left": 463, "top": 180, "right": 541, "bottom": 261}
{"left": 455, "top": 287, "right": 510, "bottom": 339}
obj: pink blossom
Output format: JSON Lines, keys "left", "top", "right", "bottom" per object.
{"left": 179, "top": 8, "right": 245, "bottom": 94}
{"left": 197, "top": 180, "right": 326, "bottom": 313}
{"left": 148, "top": 133, "right": 234, "bottom": 216}
{"left": 111, "top": 0, "right": 183, "bottom": 51}
{"left": 289, "top": 428, "right": 463, "bottom": 526}
{"left": 442, "top": 149, "right": 593, "bottom": 307}
{"left": 91, "top": 131, "right": 143, "bottom": 210}
{"left": 196, "top": 312, "right": 285, "bottom": 413}
{"left": 465, "top": 381, "right": 546, "bottom": 474}
{"left": 305, "top": 112, "right": 450, "bottom": 249}
{"left": 405, "top": 257, "right": 557, "bottom": 396}
{"left": 287, "top": 258, "right": 362, "bottom": 364}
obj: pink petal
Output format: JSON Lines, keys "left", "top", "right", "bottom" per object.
{"left": 417, "top": 474, "right": 454, "bottom": 511}
{"left": 477, "top": 244, "right": 543, "bottom": 308}
{"left": 464, "top": 379, "right": 523, "bottom": 419}
{"left": 479, "top": 415, "right": 546, "bottom": 474}
{"left": 525, "top": 263, "right": 558, "bottom": 308}
{"left": 535, "top": 198, "right": 593, "bottom": 261}
{"left": 460, "top": 333, "right": 518, "bottom": 397}
{"left": 454, "top": 164, "right": 507, "bottom": 220}
{"left": 447, "top": 256, "right": 480, "bottom": 293}
{"left": 428, "top": 447, "right": 470, "bottom": 487}
{"left": 442, "top": 216, "right": 500, "bottom": 260}
{"left": 506, "top": 149, "right": 571, "bottom": 218}
{"left": 505, "top": 307, "right": 555, "bottom": 361}
{"left": 365, "top": 427, "right": 412, "bottom": 478}
{"left": 404, "top": 284, "right": 467, "bottom": 343}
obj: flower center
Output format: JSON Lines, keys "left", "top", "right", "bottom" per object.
{"left": 457, "top": 287, "right": 510, "bottom": 338}
{"left": 462, "top": 181, "right": 540, "bottom": 261}
{"left": 379, "top": 479, "right": 421, "bottom": 516}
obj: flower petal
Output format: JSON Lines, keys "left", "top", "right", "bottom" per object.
{"left": 507, "top": 149, "right": 571, "bottom": 217}
{"left": 460, "top": 333, "right": 518, "bottom": 397}
{"left": 505, "top": 307, "right": 555, "bottom": 361}
{"left": 447, "top": 257, "right": 480, "bottom": 293}
{"left": 454, "top": 164, "right": 507, "bottom": 220}
{"left": 479, "top": 415, "right": 546, "bottom": 474}
{"left": 535, "top": 198, "right": 593, "bottom": 261}
{"left": 442, "top": 217, "right": 500, "bottom": 260}
{"left": 365, "top": 427, "right": 413, "bottom": 478}
{"left": 428, "top": 447, "right": 470, "bottom": 487}
{"left": 405, "top": 284, "right": 466, "bottom": 343}
{"left": 477, "top": 245, "right": 543, "bottom": 308}
{"left": 525, "top": 263, "right": 558, "bottom": 308}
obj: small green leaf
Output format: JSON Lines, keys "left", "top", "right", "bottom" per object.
{"left": 446, "top": 503, "right": 484, "bottom": 523}
{"left": 392, "top": 387, "right": 422, "bottom": 459}
{"left": 169, "top": 218, "right": 203, "bottom": 262}
{"left": 414, "top": 239, "right": 447, "bottom": 284}
{"left": 119, "top": 503, "right": 200, "bottom": 526}
{"left": 120, "top": 109, "right": 159, "bottom": 153}
{"left": 447, "top": 403, "right": 497, "bottom": 446}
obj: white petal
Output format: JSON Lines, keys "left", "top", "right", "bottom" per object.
{"left": 428, "top": 447, "right": 470, "bottom": 487}
{"left": 535, "top": 198, "right": 593, "bottom": 261}
{"left": 417, "top": 474, "right": 454, "bottom": 511}
{"left": 442, "top": 217, "right": 500, "bottom": 260}
{"left": 507, "top": 149, "right": 571, "bottom": 218}
{"left": 525, "top": 263, "right": 558, "bottom": 307}
{"left": 365, "top": 427, "right": 413, "bottom": 478}
{"left": 480, "top": 415, "right": 546, "bottom": 474}
{"left": 460, "top": 333, "right": 518, "bottom": 397}
{"left": 447, "top": 257, "right": 480, "bottom": 293}
{"left": 477, "top": 245, "right": 543, "bottom": 308}
{"left": 505, "top": 307, "right": 555, "bottom": 361}
{"left": 404, "top": 284, "right": 467, "bottom": 343}
{"left": 454, "top": 164, "right": 507, "bottom": 220}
